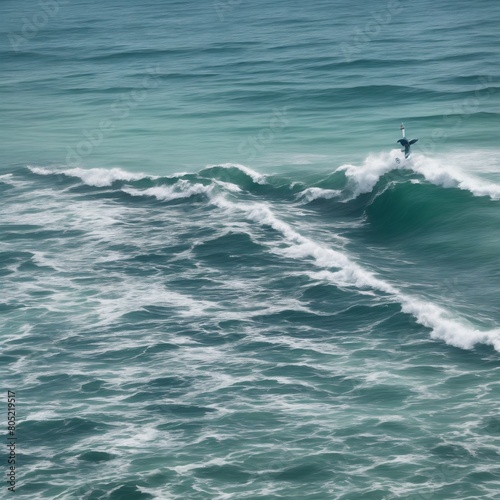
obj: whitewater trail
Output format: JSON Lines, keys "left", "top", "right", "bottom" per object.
{"left": 212, "top": 192, "right": 500, "bottom": 352}
{"left": 28, "top": 165, "right": 156, "bottom": 187}
{"left": 26, "top": 161, "right": 500, "bottom": 351}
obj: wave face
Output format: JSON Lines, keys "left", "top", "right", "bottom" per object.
{"left": 2, "top": 154, "right": 500, "bottom": 499}
{"left": 2, "top": 0, "right": 500, "bottom": 498}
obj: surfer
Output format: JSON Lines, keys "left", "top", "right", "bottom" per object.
{"left": 397, "top": 123, "right": 418, "bottom": 159}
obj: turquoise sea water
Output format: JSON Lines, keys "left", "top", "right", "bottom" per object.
{"left": 1, "top": 0, "right": 500, "bottom": 498}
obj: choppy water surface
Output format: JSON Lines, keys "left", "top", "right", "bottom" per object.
{"left": 1, "top": 0, "right": 500, "bottom": 498}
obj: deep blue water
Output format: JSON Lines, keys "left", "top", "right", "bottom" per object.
{"left": 1, "top": 0, "right": 500, "bottom": 498}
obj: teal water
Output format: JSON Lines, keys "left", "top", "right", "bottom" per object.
{"left": 1, "top": 0, "right": 500, "bottom": 498}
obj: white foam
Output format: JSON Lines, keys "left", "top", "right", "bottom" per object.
{"left": 203, "top": 163, "right": 267, "bottom": 184}
{"left": 122, "top": 180, "right": 213, "bottom": 201}
{"left": 334, "top": 149, "right": 500, "bottom": 201}
{"left": 400, "top": 297, "right": 500, "bottom": 351}
{"left": 0, "top": 173, "right": 16, "bottom": 185}
{"left": 214, "top": 194, "right": 500, "bottom": 352}
{"left": 0, "top": 173, "right": 31, "bottom": 188}
{"left": 297, "top": 187, "right": 342, "bottom": 202}
{"left": 31, "top": 251, "right": 63, "bottom": 271}
{"left": 336, "top": 150, "right": 402, "bottom": 196}
{"left": 29, "top": 166, "right": 153, "bottom": 187}
{"left": 22, "top": 409, "right": 60, "bottom": 421}
{"left": 411, "top": 154, "right": 500, "bottom": 200}
{"left": 171, "top": 457, "right": 228, "bottom": 475}
{"left": 93, "top": 285, "right": 218, "bottom": 325}
{"left": 213, "top": 180, "right": 242, "bottom": 193}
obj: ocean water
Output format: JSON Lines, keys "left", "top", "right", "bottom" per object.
{"left": 1, "top": 0, "right": 500, "bottom": 498}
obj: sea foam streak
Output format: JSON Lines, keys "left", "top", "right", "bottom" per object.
{"left": 123, "top": 180, "right": 213, "bottom": 202}
{"left": 28, "top": 166, "right": 155, "bottom": 187}
{"left": 214, "top": 194, "right": 500, "bottom": 352}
